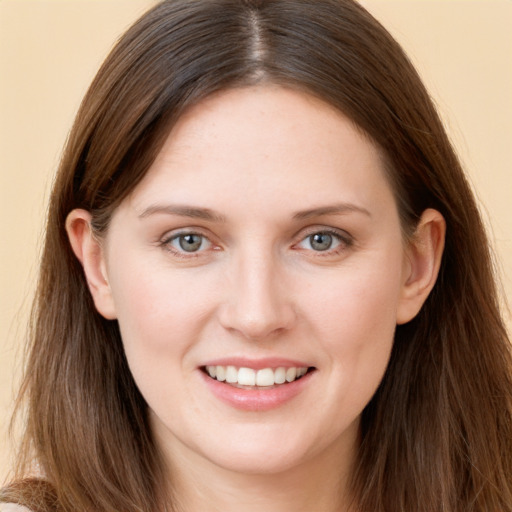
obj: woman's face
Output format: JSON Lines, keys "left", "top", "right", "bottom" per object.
{"left": 97, "top": 86, "right": 415, "bottom": 476}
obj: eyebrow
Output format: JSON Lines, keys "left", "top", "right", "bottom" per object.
{"left": 138, "top": 204, "right": 227, "bottom": 223}
{"left": 292, "top": 203, "right": 372, "bottom": 220}
{"left": 138, "top": 202, "right": 371, "bottom": 222}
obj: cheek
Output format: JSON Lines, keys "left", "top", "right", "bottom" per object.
{"left": 303, "top": 253, "right": 403, "bottom": 398}
{"left": 306, "top": 257, "right": 402, "bottom": 340}
{"left": 107, "top": 260, "right": 219, "bottom": 365}
{"left": 106, "top": 265, "right": 224, "bottom": 413}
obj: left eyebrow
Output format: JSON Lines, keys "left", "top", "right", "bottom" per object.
{"left": 292, "top": 203, "right": 372, "bottom": 220}
{"left": 138, "top": 204, "right": 227, "bottom": 223}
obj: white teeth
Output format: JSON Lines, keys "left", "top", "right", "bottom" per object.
{"left": 238, "top": 367, "right": 256, "bottom": 386}
{"left": 285, "top": 367, "right": 297, "bottom": 382}
{"left": 274, "top": 367, "right": 286, "bottom": 384}
{"left": 225, "top": 365, "right": 238, "bottom": 383}
{"left": 205, "top": 365, "right": 310, "bottom": 386}
{"left": 216, "top": 365, "right": 226, "bottom": 382}
{"left": 256, "top": 368, "right": 274, "bottom": 386}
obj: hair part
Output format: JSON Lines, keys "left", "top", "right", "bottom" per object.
{"left": 3, "top": 1, "right": 512, "bottom": 511}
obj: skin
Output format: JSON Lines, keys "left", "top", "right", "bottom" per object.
{"left": 67, "top": 86, "right": 445, "bottom": 512}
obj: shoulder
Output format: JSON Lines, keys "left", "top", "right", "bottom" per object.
{"left": 1, "top": 477, "right": 57, "bottom": 512}
{"left": 0, "top": 504, "right": 34, "bottom": 512}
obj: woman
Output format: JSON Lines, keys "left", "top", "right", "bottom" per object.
{"left": 2, "top": 0, "right": 511, "bottom": 511}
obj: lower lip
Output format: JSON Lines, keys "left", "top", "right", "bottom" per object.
{"left": 199, "top": 370, "right": 314, "bottom": 411}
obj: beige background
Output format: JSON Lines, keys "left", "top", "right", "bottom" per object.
{"left": 1, "top": 0, "right": 511, "bottom": 483}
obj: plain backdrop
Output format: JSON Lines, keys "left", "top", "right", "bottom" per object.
{"left": 1, "top": 0, "right": 511, "bottom": 483}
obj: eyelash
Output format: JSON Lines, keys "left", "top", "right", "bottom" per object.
{"left": 293, "top": 228, "right": 353, "bottom": 256}
{"left": 160, "top": 230, "right": 215, "bottom": 259}
{"left": 159, "top": 227, "right": 353, "bottom": 259}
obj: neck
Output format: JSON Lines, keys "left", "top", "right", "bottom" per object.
{"left": 161, "top": 432, "right": 358, "bottom": 512}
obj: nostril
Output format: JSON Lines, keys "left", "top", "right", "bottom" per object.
{"left": 217, "top": 272, "right": 297, "bottom": 340}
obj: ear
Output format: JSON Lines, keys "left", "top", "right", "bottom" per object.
{"left": 65, "top": 209, "right": 117, "bottom": 320}
{"left": 396, "top": 208, "right": 446, "bottom": 325}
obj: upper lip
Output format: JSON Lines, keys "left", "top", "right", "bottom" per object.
{"left": 200, "top": 357, "right": 313, "bottom": 370}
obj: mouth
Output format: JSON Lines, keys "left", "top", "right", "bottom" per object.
{"left": 201, "top": 365, "right": 315, "bottom": 389}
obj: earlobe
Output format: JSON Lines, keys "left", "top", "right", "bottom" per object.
{"left": 396, "top": 208, "right": 446, "bottom": 325}
{"left": 65, "top": 209, "right": 117, "bottom": 320}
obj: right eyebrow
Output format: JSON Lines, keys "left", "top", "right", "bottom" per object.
{"left": 137, "top": 204, "right": 227, "bottom": 223}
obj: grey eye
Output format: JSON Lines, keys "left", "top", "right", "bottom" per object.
{"left": 176, "top": 234, "right": 205, "bottom": 252}
{"left": 309, "top": 232, "right": 333, "bottom": 251}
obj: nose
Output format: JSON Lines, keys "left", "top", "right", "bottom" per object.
{"left": 218, "top": 252, "right": 296, "bottom": 341}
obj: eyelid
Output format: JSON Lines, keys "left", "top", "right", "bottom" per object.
{"left": 295, "top": 224, "right": 353, "bottom": 242}
{"left": 157, "top": 225, "right": 354, "bottom": 259}
{"left": 159, "top": 227, "right": 219, "bottom": 257}
{"left": 293, "top": 226, "right": 354, "bottom": 254}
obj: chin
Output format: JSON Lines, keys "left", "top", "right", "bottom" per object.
{"left": 205, "top": 446, "right": 311, "bottom": 476}
{"left": 192, "top": 422, "right": 351, "bottom": 477}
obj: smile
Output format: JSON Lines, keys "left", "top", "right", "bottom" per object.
{"left": 204, "top": 365, "right": 311, "bottom": 388}
{"left": 200, "top": 362, "right": 316, "bottom": 411}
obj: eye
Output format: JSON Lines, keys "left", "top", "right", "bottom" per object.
{"left": 307, "top": 232, "right": 336, "bottom": 251}
{"left": 165, "top": 233, "right": 212, "bottom": 254}
{"left": 295, "top": 229, "right": 351, "bottom": 253}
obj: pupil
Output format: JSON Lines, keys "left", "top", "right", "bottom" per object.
{"left": 311, "top": 233, "right": 332, "bottom": 251}
{"left": 179, "top": 234, "right": 202, "bottom": 252}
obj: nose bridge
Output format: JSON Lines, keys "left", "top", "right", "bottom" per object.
{"left": 220, "top": 243, "right": 294, "bottom": 340}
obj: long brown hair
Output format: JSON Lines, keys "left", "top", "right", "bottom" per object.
{"left": 3, "top": 1, "right": 511, "bottom": 511}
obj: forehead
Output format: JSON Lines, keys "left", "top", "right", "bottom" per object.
{"left": 157, "top": 85, "right": 378, "bottom": 167}
{"left": 122, "top": 85, "right": 395, "bottom": 221}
